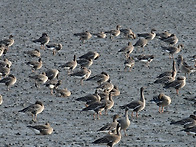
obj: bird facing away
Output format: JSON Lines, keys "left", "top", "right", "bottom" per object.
{"left": 32, "top": 33, "right": 50, "bottom": 49}
{"left": 151, "top": 93, "right": 171, "bottom": 113}
{"left": 70, "top": 67, "right": 91, "bottom": 85}
{"left": 137, "top": 29, "right": 156, "bottom": 41}
{"left": 29, "top": 72, "right": 48, "bottom": 88}
{"left": 45, "top": 68, "right": 59, "bottom": 80}
{"left": 0, "top": 74, "right": 17, "bottom": 91}
{"left": 92, "top": 123, "right": 121, "bottom": 147}
{"left": 161, "top": 44, "right": 184, "bottom": 58}
{"left": 27, "top": 122, "right": 53, "bottom": 135}
{"left": 46, "top": 43, "right": 62, "bottom": 55}
{"left": 24, "top": 49, "right": 41, "bottom": 58}
{"left": 79, "top": 51, "right": 100, "bottom": 60}
{"left": 60, "top": 55, "right": 77, "bottom": 73}
{"left": 96, "top": 79, "right": 114, "bottom": 93}
{"left": 105, "top": 25, "right": 121, "bottom": 39}
{"left": 118, "top": 42, "right": 134, "bottom": 58}
{"left": 86, "top": 71, "right": 110, "bottom": 85}
{"left": 133, "top": 38, "right": 148, "bottom": 51}
{"left": 77, "top": 58, "right": 93, "bottom": 68}
{"left": 117, "top": 107, "right": 130, "bottom": 136}
{"left": 120, "top": 87, "right": 145, "bottom": 117}
{"left": 19, "top": 101, "right": 44, "bottom": 122}
{"left": 124, "top": 56, "right": 135, "bottom": 72}
{"left": 164, "top": 76, "right": 186, "bottom": 95}
{"left": 120, "top": 28, "right": 136, "bottom": 39}
{"left": 26, "top": 58, "right": 42, "bottom": 72}
{"left": 98, "top": 114, "right": 120, "bottom": 133}
{"left": 160, "top": 34, "right": 178, "bottom": 45}
{"left": 74, "top": 31, "right": 92, "bottom": 43}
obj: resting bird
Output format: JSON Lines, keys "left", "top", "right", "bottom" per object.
{"left": 181, "top": 126, "right": 196, "bottom": 135}
{"left": 32, "top": 33, "right": 50, "bottom": 49}
{"left": 161, "top": 44, "right": 183, "bottom": 58}
{"left": 54, "top": 88, "right": 71, "bottom": 97}
{"left": 0, "top": 74, "right": 17, "bottom": 90}
{"left": 60, "top": 55, "right": 77, "bottom": 73}
{"left": 92, "top": 123, "right": 121, "bottom": 147}
{"left": 135, "top": 54, "right": 154, "bottom": 67}
{"left": 120, "top": 87, "right": 145, "bottom": 117}
{"left": 86, "top": 72, "right": 110, "bottom": 85}
{"left": 26, "top": 58, "right": 42, "bottom": 71}
{"left": 45, "top": 79, "right": 62, "bottom": 95}
{"left": 74, "top": 31, "right": 92, "bottom": 43}
{"left": 79, "top": 51, "right": 100, "bottom": 60}
{"left": 0, "top": 35, "right": 14, "bottom": 54}
{"left": 27, "top": 122, "right": 53, "bottom": 135}
{"left": 19, "top": 101, "right": 44, "bottom": 122}
{"left": 118, "top": 42, "right": 134, "bottom": 58}
{"left": 105, "top": 25, "right": 121, "bottom": 39}
{"left": 120, "top": 28, "right": 136, "bottom": 39}
{"left": 156, "top": 30, "right": 171, "bottom": 40}
{"left": 29, "top": 72, "right": 48, "bottom": 88}
{"left": 92, "top": 31, "right": 107, "bottom": 39}
{"left": 160, "top": 34, "right": 178, "bottom": 45}
{"left": 46, "top": 43, "right": 62, "bottom": 55}
{"left": 150, "top": 93, "right": 171, "bottom": 113}
{"left": 24, "top": 49, "right": 41, "bottom": 58}
{"left": 137, "top": 29, "right": 156, "bottom": 41}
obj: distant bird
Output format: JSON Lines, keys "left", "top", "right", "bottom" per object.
{"left": 110, "top": 85, "right": 120, "bottom": 97}
{"left": 101, "top": 92, "right": 114, "bottom": 115}
{"left": 45, "top": 68, "right": 59, "bottom": 80}
{"left": 0, "top": 35, "right": 14, "bottom": 54}
{"left": 45, "top": 79, "right": 62, "bottom": 95}
{"left": 120, "top": 87, "right": 145, "bottom": 117}
{"left": 105, "top": 25, "right": 121, "bottom": 39}
{"left": 79, "top": 51, "right": 100, "bottom": 60}
{"left": 24, "top": 49, "right": 41, "bottom": 58}
{"left": 181, "top": 126, "right": 196, "bottom": 135}
{"left": 118, "top": 42, "right": 134, "bottom": 58}
{"left": 151, "top": 93, "right": 171, "bottom": 113}
{"left": 46, "top": 43, "right": 62, "bottom": 55}
{"left": 164, "top": 76, "right": 186, "bottom": 95}
{"left": 74, "top": 31, "right": 92, "bottom": 43}
{"left": 54, "top": 88, "right": 71, "bottom": 97}
{"left": 60, "top": 55, "right": 77, "bottom": 73}
{"left": 135, "top": 54, "right": 154, "bottom": 67}
{"left": 92, "top": 123, "right": 121, "bottom": 147}
{"left": 96, "top": 79, "right": 114, "bottom": 92}
{"left": 170, "top": 115, "right": 196, "bottom": 129}
{"left": 98, "top": 114, "right": 120, "bottom": 133}
{"left": 161, "top": 44, "right": 184, "bottom": 58}
{"left": 156, "top": 30, "right": 171, "bottom": 40}
{"left": 154, "top": 70, "right": 176, "bottom": 85}
{"left": 70, "top": 67, "right": 91, "bottom": 85}
{"left": 124, "top": 56, "right": 135, "bottom": 72}
{"left": 176, "top": 54, "right": 183, "bottom": 70}
{"left": 0, "top": 64, "right": 10, "bottom": 77}
{"left": 92, "top": 31, "right": 107, "bottom": 39}
{"left": 0, "top": 44, "right": 5, "bottom": 57}
{"left": 0, "top": 74, "right": 17, "bottom": 90}
{"left": 160, "top": 34, "right": 178, "bottom": 45}
{"left": 77, "top": 58, "right": 93, "bottom": 68}
{"left": 26, "top": 58, "right": 42, "bottom": 71}
{"left": 133, "top": 38, "right": 148, "bottom": 51}
{"left": 19, "top": 101, "right": 44, "bottom": 122}
{"left": 120, "top": 28, "right": 136, "bottom": 39}
{"left": 29, "top": 72, "right": 48, "bottom": 88}
{"left": 0, "top": 95, "right": 3, "bottom": 105}
{"left": 32, "top": 33, "right": 50, "bottom": 49}
{"left": 0, "top": 58, "right": 12, "bottom": 68}
{"left": 86, "top": 72, "right": 110, "bottom": 85}
{"left": 137, "top": 29, "right": 156, "bottom": 41}
{"left": 27, "top": 122, "right": 53, "bottom": 135}
{"left": 180, "top": 61, "right": 196, "bottom": 77}
{"left": 117, "top": 107, "right": 130, "bottom": 136}
{"left": 188, "top": 55, "right": 196, "bottom": 67}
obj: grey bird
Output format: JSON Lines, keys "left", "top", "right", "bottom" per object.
{"left": 176, "top": 55, "right": 183, "bottom": 70}
{"left": 160, "top": 34, "right": 178, "bottom": 45}
{"left": 117, "top": 107, "right": 130, "bottom": 136}
{"left": 133, "top": 38, "right": 148, "bottom": 51}
{"left": 24, "top": 49, "right": 41, "bottom": 58}
{"left": 162, "top": 44, "right": 184, "bottom": 58}
{"left": 46, "top": 43, "right": 62, "bottom": 55}
{"left": 180, "top": 61, "right": 196, "bottom": 77}
{"left": 54, "top": 87, "right": 71, "bottom": 97}
{"left": 32, "top": 33, "right": 50, "bottom": 49}
{"left": 137, "top": 29, "right": 156, "bottom": 41}
{"left": 92, "top": 31, "right": 107, "bottom": 39}
{"left": 74, "top": 31, "right": 92, "bottom": 43}
{"left": 27, "top": 122, "right": 53, "bottom": 135}
{"left": 0, "top": 64, "right": 10, "bottom": 77}
{"left": 101, "top": 92, "right": 114, "bottom": 115}
{"left": 156, "top": 30, "right": 172, "bottom": 40}
{"left": 19, "top": 101, "right": 44, "bottom": 122}
{"left": 0, "top": 35, "right": 14, "bottom": 54}
{"left": 0, "top": 44, "right": 5, "bottom": 57}
{"left": 110, "top": 85, "right": 120, "bottom": 97}
{"left": 79, "top": 51, "right": 100, "bottom": 60}
{"left": 96, "top": 79, "right": 114, "bottom": 93}
{"left": 120, "top": 87, "right": 145, "bottom": 117}
{"left": 0, "top": 74, "right": 17, "bottom": 90}
{"left": 154, "top": 70, "right": 176, "bottom": 85}
{"left": 60, "top": 55, "right": 77, "bottom": 73}
{"left": 120, "top": 28, "right": 136, "bottom": 39}
{"left": 135, "top": 54, "right": 154, "bottom": 67}
{"left": 105, "top": 25, "right": 121, "bottom": 39}
{"left": 150, "top": 93, "right": 171, "bottom": 113}
{"left": 26, "top": 58, "right": 42, "bottom": 71}
{"left": 118, "top": 42, "right": 134, "bottom": 58}
{"left": 86, "top": 72, "right": 110, "bottom": 85}
{"left": 0, "top": 58, "right": 12, "bottom": 68}
{"left": 77, "top": 58, "right": 93, "bottom": 68}
{"left": 45, "top": 79, "right": 62, "bottom": 95}
{"left": 0, "top": 95, "right": 3, "bottom": 105}
{"left": 29, "top": 72, "right": 48, "bottom": 88}
{"left": 92, "top": 123, "right": 121, "bottom": 147}
{"left": 45, "top": 68, "right": 59, "bottom": 80}
{"left": 181, "top": 126, "right": 196, "bottom": 135}
{"left": 124, "top": 56, "right": 135, "bottom": 72}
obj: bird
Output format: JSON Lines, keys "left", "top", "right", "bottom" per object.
{"left": 24, "top": 49, "right": 41, "bottom": 58}
{"left": 74, "top": 31, "right": 92, "bottom": 43}
{"left": 45, "top": 68, "right": 59, "bottom": 80}
{"left": 110, "top": 85, "right": 120, "bottom": 97}
{"left": 97, "top": 114, "right": 120, "bottom": 133}
{"left": 27, "top": 122, "right": 53, "bottom": 135}
{"left": 120, "top": 87, "right": 145, "bottom": 117}
{"left": 45, "top": 79, "right": 62, "bottom": 95}
{"left": 79, "top": 51, "right": 100, "bottom": 60}
{"left": 0, "top": 95, "right": 3, "bottom": 105}
{"left": 118, "top": 42, "right": 134, "bottom": 58}
{"left": 150, "top": 93, "right": 171, "bottom": 113}
{"left": 26, "top": 58, "right": 42, "bottom": 71}
{"left": 124, "top": 56, "right": 135, "bottom": 72}
{"left": 180, "top": 61, "right": 196, "bottom": 77}
{"left": 101, "top": 92, "right": 114, "bottom": 115}
{"left": 0, "top": 35, "right": 14, "bottom": 54}
{"left": 156, "top": 30, "right": 172, "bottom": 40}
{"left": 135, "top": 54, "right": 154, "bottom": 67}
{"left": 105, "top": 25, "right": 121, "bottom": 39}
{"left": 176, "top": 55, "right": 183, "bottom": 70}
{"left": 133, "top": 38, "right": 148, "bottom": 51}
{"left": 29, "top": 72, "right": 48, "bottom": 88}
{"left": 161, "top": 44, "right": 184, "bottom": 58}
{"left": 77, "top": 58, "right": 93, "bottom": 68}
{"left": 137, "top": 29, "right": 156, "bottom": 41}
{"left": 170, "top": 115, "right": 196, "bottom": 129}
{"left": 54, "top": 87, "right": 71, "bottom": 97}
{"left": 96, "top": 79, "right": 114, "bottom": 92}
{"left": 86, "top": 72, "right": 110, "bottom": 85}
{"left": 60, "top": 55, "right": 77, "bottom": 73}
{"left": 0, "top": 64, "right": 10, "bottom": 77}
{"left": 32, "top": 33, "right": 50, "bottom": 49}
{"left": 0, "top": 58, "right": 12, "bottom": 68}
{"left": 19, "top": 101, "right": 44, "bottom": 122}
{"left": 0, "top": 44, "right": 5, "bottom": 57}
{"left": 0, "top": 74, "right": 17, "bottom": 90}
{"left": 181, "top": 126, "right": 196, "bottom": 135}
{"left": 154, "top": 70, "right": 176, "bottom": 85}
{"left": 92, "top": 31, "right": 107, "bottom": 39}
{"left": 120, "top": 28, "right": 136, "bottom": 39}
{"left": 160, "top": 34, "right": 178, "bottom": 45}
{"left": 46, "top": 43, "right": 62, "bottom": 55}
{"left": 76, "top": 90, "right": 101, "bottom": 107}
{"left": 183, "top": 96, "right": 196, "bottom": 104}
{"left": 188, "top": 55, "right": 196, "bottom": 67}
{"left": 92, "top": 123, "right": 121, "bottom": 147}
{"left": 164, "top": 76, "right": 186, "bottom": 95}
{"left": 70, "top": 67, "right": 91, "bottom": 85}
{"left": 117, "top": 107, "right": 130, "bottom": 136}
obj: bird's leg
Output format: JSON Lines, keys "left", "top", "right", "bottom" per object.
{"left": 131, "top": 111, "right": 134, "bottom": 117}
{"left": 176, "top": 89, "right": 179, "bottom": 95}
{"left": 80, "top": 79, "right": 83, "bottom": 85}
{"left": 161, "top": 107, "right": 164, "bottom": 113}
{"left": 53, "top": 49, "right": 56, "bottom": 55}
{"left": 124, "top": 130, "right": 127, "bottom": 136}
{"left": 136, "top": 112, "right": 139, "bottom": 118}
{"left": 159, "top": 107, "right": 161, "bottom": 113}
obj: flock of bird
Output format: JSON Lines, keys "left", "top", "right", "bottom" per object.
{"left": 0, "top": 24, "right": 196, "bottom": 146}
